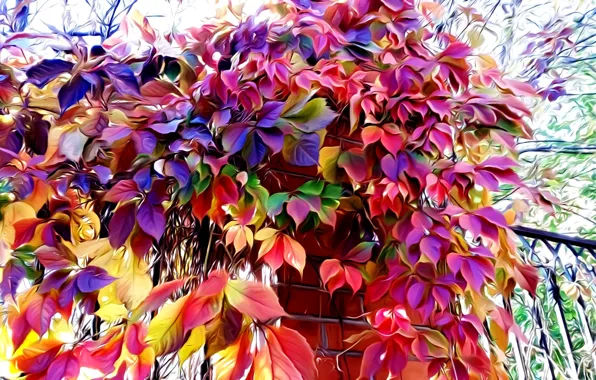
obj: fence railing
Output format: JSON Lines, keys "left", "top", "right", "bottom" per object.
{"left": 510, "top": 226, "right": 596, "bottom": 380}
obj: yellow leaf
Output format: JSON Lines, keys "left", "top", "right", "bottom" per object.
{"left": 0, "top": 202, "right": 36, "bottom": 245}
{"left": 95, "top": 303, "right": 129, "bottom": 322}
{"left": 318, "top": 146, "right": 341, "bottom": 183}
{"left": 71, "top": 238, "right": 112, "bottom": 259}
{"left": 146, "top": 295, "right": 188, "bottom": 356}
{"left": 179, "top": 325, "right": 206, "bottom": 365}
{"left": 212, "top": 330, "right": 253, "bottom": 380}
{"left": 70, "top": 205, "right": 101, "bottom": 243}
{"left": 254, "top": 227, "right": 279, "bottom": 241}
{"left": 115, "top": 253, "right": 153, "bottom": 310}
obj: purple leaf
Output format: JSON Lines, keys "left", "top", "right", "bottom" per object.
{"left": 26, "top": 59, "right": 74, "bottom": 88}
{"left": 164, "top": 159, "right": 190, "bottom": 186}
{"left": 39, "top": 270, "right": 71, "bottom": 294}
{"left": 137, "top": 200, "right": 166, "bottom": 241}
{"left": 109, "top": 202, "right": 137, "bottom": 248}
{"left": 256, "top": 128, "right": 284, "bottom": 153}
{"left": 58, "top": 279, "right": 77, "bottom": 307}
{"left": 149, "top": 119, "right": 182, "bottom": 134}
{"left": 257, "top": 101, "right": 285, "bottom": 128}
{"left": 407, "top": 282, "right": 425, "bottom": 308}
{"left": 242, "top": 132, "right": 267, "bottom": 167}
{"left": 132, "top": 130, "right": 157, "bottom": 154}
{"left": 76, "top": 267, "right": 115, "bottom": 293}
{"left": 222, "top": 123, "right": 251, "bottom": 154}
{"left": 283, "top": 133, "right": 319, "bottom": 167}
{"left": 133, "top": 167, "right": 152, "bottom": 191}
{"left": 181, "top": 124, "right": 212, "bottom": 147}
{"left": 58, "top": 75, "right": 91, "bottom": 113}
{"left": 380, "top": 152, "right": 408, "bottom": 182}
{"left": 0, "top": 261, "right": 25, "bottom": 298}
{"left": 103, "top": 63, "right": 140, "bottom": 96}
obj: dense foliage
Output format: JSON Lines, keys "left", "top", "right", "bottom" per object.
{"left": 0, "top": 0, "right": 554, "bottom": 379}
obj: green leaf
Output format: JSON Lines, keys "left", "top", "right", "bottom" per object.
{"left": 298, "top": 180, "right": 324, "bottom": 196}
{"left": 283, "top": 98, "right": 336, "bottom": 133}
{"left": 267, "top": 193, "right": 289, "bottom": 217}
{"left": 322, "top": 184, "right": 342, "bottom": 199}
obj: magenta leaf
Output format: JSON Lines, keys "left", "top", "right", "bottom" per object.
{"left": 287, "top": 197, "right": 311, "bottom": 227}
{"left": 419, "top": 236, "right": 442, "bottom": 265}
{"left": 407, "top": 281, "right": 426, "bottom": 308}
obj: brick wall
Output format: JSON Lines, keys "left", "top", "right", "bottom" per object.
{"left": 277, "top": 258, "right": 429, "bottom": 380}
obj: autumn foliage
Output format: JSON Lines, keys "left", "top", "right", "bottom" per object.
{"left": 0, "top": 0, "right": 549, "bottom": 379}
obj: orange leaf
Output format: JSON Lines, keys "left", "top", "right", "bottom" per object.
{"left": 225, "top": 279, "right": 287, "bottom": 322}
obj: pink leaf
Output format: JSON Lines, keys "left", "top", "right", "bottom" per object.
{"left": 286, "top": 197, "right": 310, "bottom": 227}
{"left": 344, "top": 266, "right": 363, "bottom": 294}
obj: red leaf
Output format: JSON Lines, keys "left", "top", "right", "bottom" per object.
{"left": 319, "top": 259, "right": 345, "bottom": 296}
{"left": 214, "top": 175, "right": 239, "bottom": 206}
{"left": 513, "top": 263, "right": 539, "bottom": 296}
{"left": 104, "top": 180, "right": 140, "bottom": 203}
{"left": 267, "top": 326, "right": 317, "bottom": 380}
{"left": 132, "top": 279, "right": 186, "bottom": 320}
{"left": 191, "top": 185, "right": 213, "bottom": 220}
{"left": 13, "top": 218, "right": 42, "bottom": 247}
{"left": 344, "top": 265, "right": 363, "bottom": 294}
{"left": 130, "top": 229, "right": 153, "bottom": 257}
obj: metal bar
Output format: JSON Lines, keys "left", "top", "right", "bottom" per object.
{"left": 547, "top": 270, "right": 579, "bottom": 379}
{"left": 533, "top": 296, "right": 557, "bottom": 380}
{"left": 285, "top": 313, "right": 369, "bottom": 327}
{"left": 513, "top": 226, "right": 596, "bottom": 250}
